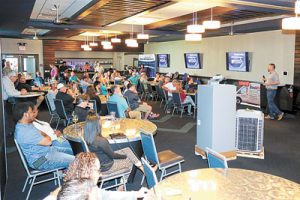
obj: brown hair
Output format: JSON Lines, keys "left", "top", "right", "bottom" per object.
{"left": 64, "top": 152, "right": 99, "bottom": 182}
{"left": 86, "top": 85, "right": 96, "bottom": 97}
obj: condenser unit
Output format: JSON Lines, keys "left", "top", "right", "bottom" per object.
{"left": 236, "top": 109, "right": 264, "bottom": 152}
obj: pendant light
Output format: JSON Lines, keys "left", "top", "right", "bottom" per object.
{"left": 101, "top": 34, "right": 112, "bottom": 46}
{"left": 126, "top": 24, "right": 138, "bottom": 47}
{"left": 89, "top": 36, "right": 98, "bottom": 46}
{"left": 187, "top": 11, "right": 205, "bottom": 33}
{"left": 111, "top": 34, "right": 121, "bottom": 43}
{"left": 282, "top": 0, "right": 300, "bottom": 30}
{"left": 137, "top": 25, "right": 149, "bottom": 40}
{"left": 202, "top": 8, "right": 221, "bottom": 29}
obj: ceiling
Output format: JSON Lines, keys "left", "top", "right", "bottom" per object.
{"left": 0, "top": 0, "right": 296, "bottom": 42}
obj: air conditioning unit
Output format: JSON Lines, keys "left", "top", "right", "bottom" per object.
{"left": 236, "top": 109, "right": 264, "bottom": 152}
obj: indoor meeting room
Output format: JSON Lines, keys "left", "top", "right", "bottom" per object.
{"left": 0, "top": 0, "right": 300, "bottom": 199}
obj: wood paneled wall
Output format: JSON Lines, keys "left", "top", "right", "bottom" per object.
{"left": 294, "top": 32, "right": 300, "bottom": 88}
{"left": 43, "top": 39, "right": 144, "bottom": 68}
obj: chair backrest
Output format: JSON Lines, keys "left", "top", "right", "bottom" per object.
{"left": 140, "top": 131, "right": 160, "bottom": 166}
{"left": 206, "top": 147, "right": 228, "bottom": 169}
{"left": 65, "top": 136, "right": 89, "bottom": 155}
{"left": 147, "top": 83, "right": 153, "bottom": 93}
{"left": 114, "top": 79, "right": 122, "bottom": 85}
{"left": 155, "top": 85, "right": 161, "bottom": 97}
{"left": 14, "top": 139, "right": 31, "bottom": 175}
{"left": 107, "top": 101, "right": 121, "bottom": 118}
{"left": 141, "top": 157, "right": 158, "bottom": 189}
{"left": 54, "top": 99, "right": 68, "bottom": 119}
{"left": 45, "top": 95, "right": 55, "bottom": 114}
{"left": 163, "top": 89, "right": 168, "bottom": 101}
{"left": 172, "top": 92, "right": 182, "bottom": 105}
{"left": 89, "top": 100, "right": 97, "bottom": 112}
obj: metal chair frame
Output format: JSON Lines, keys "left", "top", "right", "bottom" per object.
{"left": 54, "top": 99, "right": 73, "bottom": 129}
{"left": 45, "top": 94, "right": 59, "bottom": 124}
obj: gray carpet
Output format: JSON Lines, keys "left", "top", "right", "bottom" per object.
{"left": 4, "top": 101, "right": 300, "bottom": 200}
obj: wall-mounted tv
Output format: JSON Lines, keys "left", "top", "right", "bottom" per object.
{"left": 184, "top": 53, "right": 201, "bottom": 69}
{"left": 157, "top": 54, "right": 170, "bottom": 68}
{"left": 226, "top": 52, "right": 250, "bottom": 72}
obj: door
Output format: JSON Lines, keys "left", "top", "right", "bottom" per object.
{"left": 2, "top": 54, "right": 38, "bottom": 77}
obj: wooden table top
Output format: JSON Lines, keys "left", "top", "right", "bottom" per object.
{"left": 63, "top": 118, "right": 157, "bottom": 143}
{"left": 153, "top": 168, "right": 300, "bottom": 200}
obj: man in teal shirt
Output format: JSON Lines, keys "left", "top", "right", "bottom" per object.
{"left": 108, "top": 85, "right": 141, "bottom": 119}
{"left": 128, "top": 72, "right": 139, "bottom": 85}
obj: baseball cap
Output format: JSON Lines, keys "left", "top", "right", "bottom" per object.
{"left": 57, "top": 83, "right": 65, "bottom": 90}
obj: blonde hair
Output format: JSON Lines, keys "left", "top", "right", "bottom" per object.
{"left": 64, "top": 152, "right": 99, "bottom": 182}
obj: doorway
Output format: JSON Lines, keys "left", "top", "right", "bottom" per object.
{"left": 2, "top": 54, "right": 39, "bottom": 77}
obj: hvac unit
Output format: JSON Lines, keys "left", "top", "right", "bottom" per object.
{"left": 236, "top": 109, "right": 264, "bottom": 152}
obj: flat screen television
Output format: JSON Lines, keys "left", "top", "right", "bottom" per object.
{"left": 184, "top": 53, "right": 201, "bottom": 69}
{"left": 226, "top": 52, "right": 250, "bottom": 72}
{"left": 157, "top": 54, "right": 170, "bottom": 68}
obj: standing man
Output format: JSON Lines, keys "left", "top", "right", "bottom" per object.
{"left": 3, "top": 71, "right": 27, "bottom": 135}
{"left": 264, "top": 63, "right": 284, "bottom": 120}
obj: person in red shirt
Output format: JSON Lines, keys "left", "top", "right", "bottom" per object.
{"left": 176, "top": 82, "right": 195, "bottom": 115}
{"left": 83, "top": 62, "right": 90, "bottom": 71}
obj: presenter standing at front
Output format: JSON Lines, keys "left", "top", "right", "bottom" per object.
{"left": 263, "top": 63, "right": 284, "bottom": 120}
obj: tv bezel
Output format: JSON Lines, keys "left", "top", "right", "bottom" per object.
{"left": 157, "top": 54, "right": 170, "bottom": 68}
{"left": 226, "top": 52, "right": 250, "bottom": 72}
{"left": 184, "top": 53, "right": 201, "bottom": 69}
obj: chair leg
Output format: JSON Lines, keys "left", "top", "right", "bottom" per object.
{"left": 26, "top": 176, "right": 36, "bottom": 200}
{"left": 140, "top": 175, "right": 145, "bottom": 185}
{"left": 49, "top": 115, "right": 53, "bottom": 124}
{"left": 123, "top": 176, "right": 127, "bottom": 191}
{"left": 180, "top": 108, "right": 184, "bottom": 118}
{"left": 22, "top": 176, "right": 29, "bottom": 192}
{"left": 55, "top": 118, "right": 60, "bottom": 129}
{"left": 160, "top": 169, "right": 165, "bottom": 181}
{"left": 172, "top": 107, "right": 175, "bottom": 116}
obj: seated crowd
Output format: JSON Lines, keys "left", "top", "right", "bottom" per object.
{"left": 10, "top": 64, "right": 198, "bottom": 199}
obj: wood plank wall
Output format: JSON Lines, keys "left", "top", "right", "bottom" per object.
{"left": 43, "top": 39, "right": 144, "bottom": 68}
{"left": 295, "top": 31, "right": 300, "bottom": 88}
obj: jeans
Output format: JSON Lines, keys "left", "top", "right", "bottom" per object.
{"left": 52, "top": 140, "right": 74, "bottom": 155}
{"left": 266, "top": 89, "right": 282, "bottom": 118}
{"left": 183, "top": 96, "right": 195, "bottom": 113}
{"left": 166, "top": 96, "right": 174, "bottom": 110}
{"left": 39, "top": 145, "right": 75, "bottom": 170}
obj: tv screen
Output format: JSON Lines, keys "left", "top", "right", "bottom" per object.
{"left": 226, "top": 52, "right": 250, "bottom": 72}
{"left": 157, "top": 54, "right": 170, "bottom": 68}
{"left": 184, "top": 53, "right": 201, "bottom": 69}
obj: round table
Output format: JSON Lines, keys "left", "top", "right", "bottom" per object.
{"left": 153, "top": 168, "right": 300, "bottom": 200}
{"left": 14, "top": 92, "right": 44, "bottom": 98}
{"left": 63, "top": 118, "right": 157, "bottom": 182}
{"left": 63, "top": 118, "right": 157, "bottom": 143}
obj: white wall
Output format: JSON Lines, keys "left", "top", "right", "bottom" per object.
{"left": 124, "top": 54, "right": 140, "bottom": 67}
{"left": 145, "top": 30, "right": 295, "bottom": 84}
{"left": 0, "top": 38, "right": 43, "bottom": 71}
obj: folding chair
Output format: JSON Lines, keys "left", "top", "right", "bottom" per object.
{"left": 107, "top": 101, "right": 123, "bottom": 118}
{"left": 54, "top": 99, "right": 73, "bottom": 129}
{"left": 206, "top": 147, "right": 228, "bottom": 169}
{"left": 172, "top": 92, "right": 192, "bottom": 118}
{"left": 141, "top": 157, "right": 158, "bottom": 189}
{"left": 14, "top": 139, "right": 63, "bottom": 200}
{"left": 140, "top": 130, "right": 184, "bottom": 182}
{"left": 45, "top": 95, "right": 59, "bottom": 124}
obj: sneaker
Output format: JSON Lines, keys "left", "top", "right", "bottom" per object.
{"left": 277, "top": 112, "right": 284, "bottom": 121}
{"left": 187, "top": 112, "right": 193, "bottom": 116}
{"left": 265, "top": 115, "right": 275, "bottom": 120}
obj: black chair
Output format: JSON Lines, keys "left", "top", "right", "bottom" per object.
{"left": 65, "top": 136, "right": 89, "bottom": 155}
{"left": 45, "top": 95, "right": 59, "bottom": 124}
{"left": 89, "top": 100, "right": 98, "bottom": 113}
{"left": 107, "top": 101, "right": 121, "bottom": 118}
{"left": 147, "top": 83, "right": 158, "bottom": 101}
{"left": 172, "top": 92, "right": 192, "bottom": 118}
{"left": 54, "top": 99, "right": 73, "bottom": 129}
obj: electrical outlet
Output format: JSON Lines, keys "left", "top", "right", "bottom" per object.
{"left": 283, "top": 71, "right": 288, "bottom": 76}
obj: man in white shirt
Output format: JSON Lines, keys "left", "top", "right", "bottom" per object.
{"left": 162, "top": 79, "right": 177, "bottom": 113}
{"left": 3, "top": 71, "right": 27, "bottom": 135}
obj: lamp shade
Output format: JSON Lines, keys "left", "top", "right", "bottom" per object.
{"left": 83, "top": 46, "right": 92, "bottom": 51}
{"left": 81, "top": 44, "right": 89, "bottom": 49}
{"left": 89, "top": 42, "right": 98, "bottom": 47}
{"left": 103, "top": 44, "right": 113, "bottom": 49}
{"left": 111, "top": 38, "right": 121, "bottom": 43}
{"left": 101, "top": 41, "right": 111, "bottom": 46}
{"left": 185, "top": 33, "right": 202, "bottom": 41}
{"left": 127, "top": 42, "right": 138, "bottom": 47}
{"left": 282, "top": 17, "right": 300, "bottom": 30}
{"left": 125, "top": 38, "right": 137, "bottom": 44}
{"left": 187, "top": 24, "right": 205, "bottom": 33}
{"left": 203, "top": 20, "right": 221, "bottom": 29}
{"left": 137, "top": 33, "right": 149, "bottom": 40}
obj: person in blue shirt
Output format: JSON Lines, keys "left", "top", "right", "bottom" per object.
{"left": 69, "top": 71, "right": 80, "bottom": 83}
{"left": 108, "top": 85, "right": 141, "bottom": 119}
{"left": 14, "top": 102, "right": 74, "bottom": 170}
{"left": 34, "top": 72, "right": 44, "bottom": 87}
{"left": 128, "top": 72, "right": 139, "bottom": 85}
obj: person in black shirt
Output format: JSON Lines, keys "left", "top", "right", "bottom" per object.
{"left": 16, "top": 75, "right": 44, "bottom": 107}
{"left": 86, "top": 85, "right": 101, "bottom": 115}
{"left": 73, "top": 94, "right": 93, "bottom": 122}
{"left": 56, "top": 83, "right": 74, "bottom": 115}
{"left": 58, "top": 62, "right": 70, "bottom": 81}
